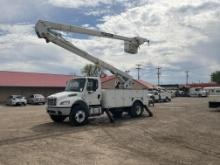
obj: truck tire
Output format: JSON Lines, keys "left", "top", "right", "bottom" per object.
{"left": 50, "top": 115, "right": 66, "bottom": 123}
{"left": 130, "top": 101, "right": 144, "bottom": 117}
{"left": 69, "top": 105, "right": 89, "bottom": 126}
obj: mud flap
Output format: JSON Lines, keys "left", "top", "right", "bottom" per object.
{"left": 143, "top": 105, "right": 153, "bottom": 117}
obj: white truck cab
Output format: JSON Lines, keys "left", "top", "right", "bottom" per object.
{"left": 47, "top": 77, "right": 150, "bottom": 125}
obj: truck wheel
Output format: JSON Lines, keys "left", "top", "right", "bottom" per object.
{"left": 69, "top": 105, "right": 88, "bottom": 126}
{"left": 130, "top": 102, "right": 144, "bottom": 117}
{"left": 50, "top": 115, "right": 66, "bottom": 123}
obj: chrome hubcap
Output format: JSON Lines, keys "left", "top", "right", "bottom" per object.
{"left": 136, "top": 105, "right": 142, "bottom": 115}
{"left": 75, "top": 110, "right": 86, "bottom": 123}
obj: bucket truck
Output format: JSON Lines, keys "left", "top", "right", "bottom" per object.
{"left": 35, "top": 20, "right": 152, "bottom": 126}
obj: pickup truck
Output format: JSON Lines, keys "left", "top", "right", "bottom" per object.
{"left": 148, "top": 89, "right": 171, "bottom": 103}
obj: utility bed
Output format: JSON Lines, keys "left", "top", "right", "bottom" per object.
{"left": 101, "top": 89, "right": 149, "bottom": 109}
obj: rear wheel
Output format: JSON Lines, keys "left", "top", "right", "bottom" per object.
{"left": 130, "top": 102, "right": 144, "bottom": 117}
{"left": 50, "top": 115, "right": 66, "bottom": 123}
{"left": 69, "top": 105, "right": 89, "bottom": 126}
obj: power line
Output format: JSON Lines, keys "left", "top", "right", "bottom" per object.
{"left": 136, "top": 64, "right": 142, "bottom": 80}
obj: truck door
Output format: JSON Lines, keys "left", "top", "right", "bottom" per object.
{"left": 85, "top": 78, "right": 101, "bottom": 106}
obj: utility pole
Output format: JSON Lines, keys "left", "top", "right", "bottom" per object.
{"left": 136, "top": 64, "right": 142, "bottom": 80}
{"left": 156, "top": 67, "right": 161, "bottom": 86}
{"left": 185, "top": 70, "right": 189, "bottom": 85}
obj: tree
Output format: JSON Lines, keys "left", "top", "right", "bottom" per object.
{"left": 211, "top": 71, "right": 220, "bottom": 83}
{"left": 81, "top": 64, "right": 102, "bottom": 76}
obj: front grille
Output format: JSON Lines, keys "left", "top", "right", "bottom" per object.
{"left": 47, "top": 97, "right": 57, "bottom": 106}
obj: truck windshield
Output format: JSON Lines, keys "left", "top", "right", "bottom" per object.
{"left": 65, "top": 78, "right": 86, "bottom": 92}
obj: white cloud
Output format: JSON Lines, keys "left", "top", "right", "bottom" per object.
{"left": 47, "top": 0, "right": 148, "bottom": 9}
{"left": 0, "top": 24, "right": 88, "bottom": 75}
{"left": 0, "top": 0, "right": 220, "bottom": 84}
{"left": 64, "top": 0, "right": 220, "bottom": 83}
{"left": 47, "top": 0, "right": 113, "bottom": 8}
{"left": 0, "top": 0, "right": 48, "bottom": 23}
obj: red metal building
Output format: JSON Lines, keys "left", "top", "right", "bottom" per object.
{"left": 0, "top": 71, "right": 156, "bottom": 103}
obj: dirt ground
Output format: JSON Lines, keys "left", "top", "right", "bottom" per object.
{"left": 0, "top": 97, "right": 219, "bottom": 165}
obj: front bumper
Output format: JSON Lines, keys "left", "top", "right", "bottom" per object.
{"left": 209, "top": 101, "right": 220, "bottom": 108}
{"left": 47, "top": 106, "right": 71, "bottom": 116}
{"left": 8, "top": 101, "right": 18, "bottom": 105}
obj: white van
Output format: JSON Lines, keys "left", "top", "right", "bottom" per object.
{"left": 189, "top": 87, "right": 208, "bottom": 97}
{"left": 204, "top": 87, "right": 220, "bottom": 96}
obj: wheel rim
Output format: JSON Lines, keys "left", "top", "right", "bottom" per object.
{"left": 75, "top": 110, "right": 86, "bottom": 123}
{"left": 135, "top": 105, "right": 142, "bottom": 115}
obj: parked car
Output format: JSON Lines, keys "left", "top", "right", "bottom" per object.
{"left": 27, "top": 94, "right": 46, "bottom": 105}
{"left": 159, "top": 89, "right": 172, "bottom": 102}
{"left": 175, "top": 89, "right": 189, "bottom": 97}
{"left": 148, "top": 90, "right": 160, "bottom": 102}
{"left": 147, "top": 93, "right": 155, "bottom": 106}
{"left": 189, "top": 87, "right": 208, "bottom": 97}
{"left": 148, "top": 89, "right": 171, "bottom": 103}
{"left": 6, "top": 95, "right": 27, "bottom": 106}
{"left": 169, "top": 90, "right": 176, "bottom": 98}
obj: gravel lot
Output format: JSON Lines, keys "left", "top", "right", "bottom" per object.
{"left": 0, "top": 97, "right": 219, "bottom": 165}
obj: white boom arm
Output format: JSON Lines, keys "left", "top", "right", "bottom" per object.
{"left": 35, "top": 20, "right": 149, "bottom": 88}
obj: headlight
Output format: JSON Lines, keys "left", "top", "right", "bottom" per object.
{"left": 60, "top": 100, "right": 70, "bottom": 105}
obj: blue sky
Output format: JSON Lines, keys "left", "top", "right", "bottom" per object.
{"left": 0, "top": 0, "right": 220, "bottom": 85}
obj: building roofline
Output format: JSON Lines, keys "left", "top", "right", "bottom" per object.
{"left": 134, "top": 79, "right": 158, "bottom": 89}
{"left": 101, "top": 75, "right": 116, "bottom": 83}
{"left": 0, "top": 70, "right": 75, "bottom": 76}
